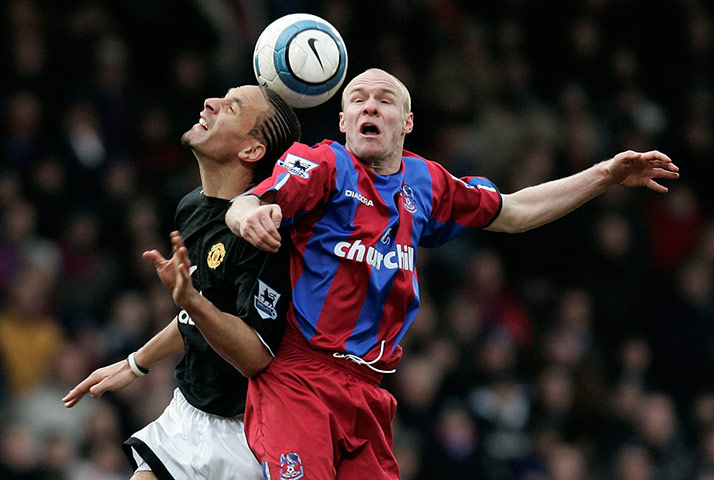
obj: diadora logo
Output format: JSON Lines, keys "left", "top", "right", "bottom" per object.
{"left": 278, "top": 153, "right": 318, "bottom": 179}
{"left": 345, "top": 189, "right": 374, "bottom": 206}
{"left": 254, "top": 280, "right": 281, "bottom": 320}
{"left": 334, "top": 240, "right": 414, "bottom": 271}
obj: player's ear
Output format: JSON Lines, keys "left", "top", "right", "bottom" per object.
{"left": 403, "top": 112, "right": 414, "bottom": 134}
{"left": 239, "top": 142, "right": 266, "bottom": 163}
{"left": 339, "top": 112, "right": 346, "bottom": 133}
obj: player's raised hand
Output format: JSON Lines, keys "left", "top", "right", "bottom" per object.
{"left": 606, "top": 150, "right": 679, "bottom": 193}
{"left": 170, "top": 231, "right": 199, "bottom": 308}
{"left": 62, "top": 360, "right": 137, "bottom": 408}
{"left": 143, "top": 242, "right": 179, "bottom": 291}
{"left": 240, "top": 204, "right": 283, "bottom": 253}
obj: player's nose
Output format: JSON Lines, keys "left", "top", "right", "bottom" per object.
{"left": 204, "top": 97, "right": 220, "bottom": 112}
{"left": 362, "top": 97, "right": 379, "bottom": 115}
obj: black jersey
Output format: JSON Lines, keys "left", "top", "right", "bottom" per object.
{"left": 172, "top": 187, "right": 289, "bottom": 417}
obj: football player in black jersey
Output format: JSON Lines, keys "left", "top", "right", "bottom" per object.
{"left": 63, "top": 85, "right": 301, "bottom": 480}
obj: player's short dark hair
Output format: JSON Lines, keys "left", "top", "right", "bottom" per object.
{"left": 251, "top": 87, "right": 301, "bottom": 183}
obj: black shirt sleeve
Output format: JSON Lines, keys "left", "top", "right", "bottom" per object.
{"left": 236, "top": 233, "right": 291, "bottom": 356}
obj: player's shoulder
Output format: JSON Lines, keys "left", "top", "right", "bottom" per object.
{"left": 285, "top": 139, "right": 338, "bottom": 159}
{"left": 175, "top": 186, "right": 204, "bottom": 220}
{"left": 402, "top": 149, "right": 451, "bottom": 178}
{"left": 277, "top": 140, "right": 341, "bottom": 177}
{"left": 177, "top": 186, "right": 203, "bottom": 208}
{"left": 402, "top": 148, "right": 433, "bottom": 166}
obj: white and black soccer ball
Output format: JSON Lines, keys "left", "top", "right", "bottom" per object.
{"left": 253, "top": 13, "right": 348, "bottom": 109}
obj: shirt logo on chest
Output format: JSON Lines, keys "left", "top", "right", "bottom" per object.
{"left": 334, "top": 240, "right": 414, "bottom": 271}
{"left": 345, "top": 189, "right": 374, "bottom": 206}
{"left": 207, "top": 242, "right": 226, "bottom": 269}
{"left": 399, "top": 184, "right": 417, "bottom": 213}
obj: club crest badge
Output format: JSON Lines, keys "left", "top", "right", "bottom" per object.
{"left": 206, "top": 242, "right": 226, "bottom": 270}
{"left": 279, "top": 452, "right": 304, "bottom": 480}
{"left": 278, "top": 153, "right": 318, "bottom": 179}
{"left": 207, "top": 242, "right": 226, "bottom": 269}
{"left": 254, "top": 280, "right": 281, "bottom": 320}
{"left": 399, "top": 184, "right": 417, "bottom": 213}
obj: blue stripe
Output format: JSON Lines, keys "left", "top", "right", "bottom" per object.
{"left": 273, "top": 20, "right": 348, "bottom": 96}
{"left": 293, "top": 144, "right": 357, "bottom": 340}
{"left": 346, "top": 263, "right": 398, "bottom": 356}
{"left": 393, "top": 272, "right": 421, "bottom": 347}
{"left": 468, "top": 176, "right": 499, "bottom": 190}
{"left": 402, "top": 155, "right": 435, "bottom": 233}
{"left": 387, "top": 156, "right": 432, "bottom": 347}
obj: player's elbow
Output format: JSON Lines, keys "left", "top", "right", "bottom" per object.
{"left": 486, "top": 212, "right": 529, "bottom": 234}
{"left": 238, "top": 351, "right": 273, "bottom": 378}
{"left": 487, "top": 195, "right": 539, "bottom": 233}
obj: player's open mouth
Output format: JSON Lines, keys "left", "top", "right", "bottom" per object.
{"left": 199, "top": 117, "right": 208, "bottom": 130}
{"left": 360, "top": 123, "right": 380, "bottom": 136}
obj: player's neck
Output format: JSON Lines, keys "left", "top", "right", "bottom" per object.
{"left": 348, "top": 144, "right": 403, "bottom": 176}
{"left": 198, "top": 160, "right": 252, "bottom": 200}
{"left": 364, "top": 152, "right": 402, "bottom": 176}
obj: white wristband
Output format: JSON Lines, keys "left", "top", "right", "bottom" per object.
{"left": 127, "top": 352, "right": 149, "bottom": 377}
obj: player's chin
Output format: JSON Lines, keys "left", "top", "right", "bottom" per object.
{"left": 352, "top": 141, "right": 384, "bottom": 159}
{"left": 180, "top": 129, "right": 196, "bottom": 147}
{"left": 182, "top": 129, "right": 209, "bottom": 150}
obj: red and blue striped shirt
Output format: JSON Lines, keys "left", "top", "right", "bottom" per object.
{"left": 250, "top": 140, "right": 502, "bottom": 371}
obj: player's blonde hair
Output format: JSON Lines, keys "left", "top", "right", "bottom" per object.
{"left": 341, "top": 68, "right": 412, "bottom": 114}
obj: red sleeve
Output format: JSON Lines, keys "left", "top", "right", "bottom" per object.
{"left": 250, "top": 141, "right": 337, "bottom": 224}
{"left": 421, "top": 160, "right": 502, "bottom": 246}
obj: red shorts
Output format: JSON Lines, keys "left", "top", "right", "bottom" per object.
{"left": 245, "top": 330, "right": 399, "bottom": 480}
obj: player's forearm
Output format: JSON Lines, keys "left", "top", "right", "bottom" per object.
{"left": 488, "top": 161, "right": 614, "bottom": 233}
{"left": 180, "top": 294, "right": 272, "bottom": 377}
{"left": 134, "top": 317, "right": 185, "bottom": 368}
{"left": 226, "top": 195, "right": 262, "bottom": 236}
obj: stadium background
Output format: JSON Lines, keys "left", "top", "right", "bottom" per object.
{"left": 1, "top": 0, "right": 713, "bottom": 478}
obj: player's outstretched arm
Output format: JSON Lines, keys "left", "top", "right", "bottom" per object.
{"left": 62, "top": 319, "right": 184, "bottom": 407}
{"left": 487, "top": 150, "right": 679, "bottom": 233}
{"left": 226, "top": 195, "right": 283, "bottom": 253}
{"left": 168, "top": 232, "right": 273, "bottom": 376}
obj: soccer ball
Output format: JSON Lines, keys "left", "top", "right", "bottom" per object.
{"left": 253, "top": 13, "right": 348, "bottom": 109}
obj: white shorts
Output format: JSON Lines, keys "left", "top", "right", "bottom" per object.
{"left": 123, "top": 388, "right": 262, "bottom": 480}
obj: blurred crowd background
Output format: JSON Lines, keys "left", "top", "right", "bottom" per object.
{"left": 1, "top": 0, "right": 713, "bottom": 479}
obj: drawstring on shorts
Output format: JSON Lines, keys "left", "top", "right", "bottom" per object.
{"left": 332, "top": 340, "right": 397, "bottom": 374}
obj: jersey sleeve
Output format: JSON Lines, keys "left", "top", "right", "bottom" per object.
{"left": 236, "top": 234, "right": 291, "bottom": 356}
{"left": 420, "top": 161, "right": 503, "bottom": 247}
{"left": 249, "top": 142, "right": 336, "bottom": 227}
